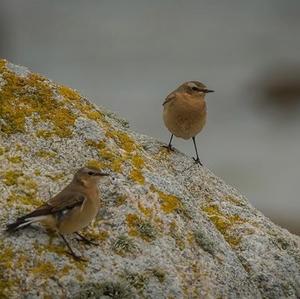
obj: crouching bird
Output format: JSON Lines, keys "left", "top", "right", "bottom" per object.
{"left": 6, "top": 167, "right": 109, "bottom": 261}
{"left": 162, "top": 81, "right": 214, "bottom": 165}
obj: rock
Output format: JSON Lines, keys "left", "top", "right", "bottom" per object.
{"left": 0, "top": 59, "right": 299, "bottom": 299}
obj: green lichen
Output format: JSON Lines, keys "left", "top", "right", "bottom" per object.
{"left": 123, "top": 271, "right": 147, "bottom": 290}
{"left": 169, "top": 221, "right": 185, "bottom": 251}
{"left": 193, "top": 228, "right": 215, "bottom": 255}
{"left": 126, "top": 213, "right": 157, "bottom": 242}
{"left": 112, "top": 235, "right": 137, "bottom": 255}
{"left": 75, "top": 281, "right": 133, "bottom": 299}
{"left": 151, "top": 268, "right": 166, "bottom": 283}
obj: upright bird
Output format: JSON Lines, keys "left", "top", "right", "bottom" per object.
{"left": 162, "top": 81, "right": 214, "bottom": 165}
{"left": 6, "top": 167, "right": 109, "bottom": 261}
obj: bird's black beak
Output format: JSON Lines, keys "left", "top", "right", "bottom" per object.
{"left": 204, "top": 89, "right": 214, "bottom": 93}
{"left": 95, "top": 172, "right": 109, "bottom": 176}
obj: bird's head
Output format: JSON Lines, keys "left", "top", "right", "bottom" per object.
{"left": 74, "top": 167, "right": 109, "bottom": 186}
{"left": 177, "top": 81, "right": 214, "bottom": 97}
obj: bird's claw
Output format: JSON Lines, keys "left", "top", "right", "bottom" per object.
{"left": 193, "top": 157, "right": 203, "bottom": 166}
{"left": 67, "top": 252, "right": 87, "bottom": 262}
{"left": 75, "top": 237, "right": 98, "bottom": 246}
{"left": 162, "top": 144, "right": 174, "bottom": 152}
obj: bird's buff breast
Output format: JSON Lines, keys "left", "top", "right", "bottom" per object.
{"left": 163, "top": 96, "right": 207, "bottom": 140}
{"left": 58, "top": 199, "right": 100, "bottom": 234}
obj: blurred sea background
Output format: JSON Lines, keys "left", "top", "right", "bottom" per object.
{"left": 0, "top": 0, "right": 299, "bottom": 234}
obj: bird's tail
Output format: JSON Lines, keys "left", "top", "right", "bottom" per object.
{"left": 6, "top": 216, "right": 45, "bottom": 232}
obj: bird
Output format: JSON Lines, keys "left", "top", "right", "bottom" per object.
{"left": 6, "top": 167, "right": 109, "bottom": 261}
{"left": 162, "top": 81, "right": 214, "bottom": 165}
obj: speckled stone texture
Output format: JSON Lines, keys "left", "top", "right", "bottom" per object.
{"left": 0, "top": 59, "right": 299, "bottom": 299}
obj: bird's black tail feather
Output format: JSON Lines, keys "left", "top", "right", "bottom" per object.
{"left": 6, "top": 217, "right": 30, "bottom": 232}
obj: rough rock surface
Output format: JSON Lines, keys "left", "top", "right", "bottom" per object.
{"left": 0, "top": 59, "right": 299, "bottom": 299}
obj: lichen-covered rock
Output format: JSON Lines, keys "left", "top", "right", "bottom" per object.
{"left": 0, "top": 59, "right": 299, "bottom": 299}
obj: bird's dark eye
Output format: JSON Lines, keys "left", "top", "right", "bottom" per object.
{"left": 88, "top": 171, "right": 94, "bottom": 175}
{"left": 192, "top": 86, "right": 199, "bottom": 91}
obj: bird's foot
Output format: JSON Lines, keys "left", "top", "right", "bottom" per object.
{"left": 193, "top": 157, "right": 203, "bottom": 166}
{"left": 67, "top": 252, "right": 87, "bottom": 262}
{"left": 75, "top": 233, "right": 98, "bottom": 246}
{"left": 162, "top": 144, "right": 174, "bottom": 151}
{"left": 75, "top": 237, "right": 98, "bottom": 246}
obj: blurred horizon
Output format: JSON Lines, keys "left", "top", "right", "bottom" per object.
{"left": 0, "top": 0, "right": 299, "bottom": 234}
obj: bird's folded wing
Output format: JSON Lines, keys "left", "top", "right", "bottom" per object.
{"left": 163, "top": 93, "right": 176, "bottom": 106}
{"left": 48, "top": 192, "right": 86, "bottom": 213}
{"left": 17, "top": 192, "right": 86, "bottom": 221}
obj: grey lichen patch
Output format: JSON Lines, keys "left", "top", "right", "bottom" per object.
{"left": 6, "top": 62, "right": 30, "bottom": 77}
{"left": 193, "top": 228, "right": 215, "bottom": 255}
{"left": 74, "top": 281, "right": 133, "bottom": 299}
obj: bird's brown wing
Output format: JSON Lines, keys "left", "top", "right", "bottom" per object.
{"left": 163, "top": 93, "right": 176, "bottom": 106}
{"left": 16, "top": 192, "right": 86, "bottom": 221}
{"left": 47, "top": 191, "right": 86, "bottom": 213}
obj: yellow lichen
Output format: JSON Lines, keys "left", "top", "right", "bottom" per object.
{"left": 129, "top": 169, "right": 145, "bottom": 185}
{"left": 2, "top": 170, "right": 23, "bottom": 186}
{"left": 7, "top": 193, "right": 42, "bottom": 207}
{"left": 151, "top": 186, "right": 182, "bottom": 214}
{"left": 31, "top": 261, "right": 56, "bottom": 277}
{"left": 85, "top": 139, "right": 106, "bottom": 150}
{"left": 132, "top": 155, "right": 144, "bottom": 168}
{"left": 0, "top": 63, "right": 76, "bottom": 136}
{"left": 85, "top": 230, "right": 109, "bottom": 242}
{"left": 45, "top": 172, "right": 65, "bottom": 181}
{"left": 36, "top": 129, "right": 54, "bottom": 139}
{"left": 34, "top": 169, "right": 41, "bottom": 176}
{"left": 0, "top": 146, "right": 6, "bottom": 155}
{"left": 86, "top": 159, "right": 103, "bottom": 170}
{"left": 0, "top": 243, "right": 16, "bottom": 296}
{"left": 106, "top": 130, "right": 136, "bottom": 153}
{"left": 100, "top": 148, "right": 115, "bottom": 161}
{"left": 138, "top": 202, "right": 153, "bottom": 217}
{"left": 8, "top": 156, "right": 22, "bottom": 163}
{"left": 115, "top": 196, "right": 127, "bottom": 206}
{"left": 202, "top": 204, "right": 244, "bottom": 246}
{"left": 35, "top": 150, "right": 57, "bottom": 158}
{"left": 58, "top": 85, "right": 103, "bottom": 122}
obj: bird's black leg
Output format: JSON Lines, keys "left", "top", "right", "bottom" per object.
{"left": 75, "top": 232, "right": 98, "bottom": 246}
{"left": 162, "top": 134, "right": 174, "bottom": 151}
{"left": 59, "top": 233, "right": 86, "bottom": 261}
{"left": 192, "top": 137, "right": 203, "bottom": 166}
